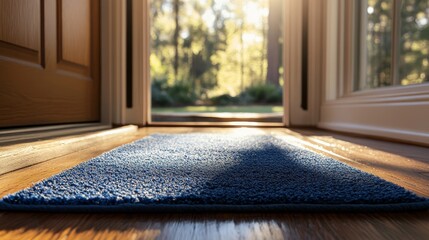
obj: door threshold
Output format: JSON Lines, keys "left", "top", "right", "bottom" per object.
{"left": 148, "top": 121, "right": 286, "bottom": 127}
{"left": 151, "top": 112, "right": 283, "bottom": 123}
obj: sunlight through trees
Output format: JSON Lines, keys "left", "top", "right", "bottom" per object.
{"left": 150, "top": 0, "right": 283, "bottom": 108}
{"left": 359, "top": 0, "right": 429, "bottom": 90}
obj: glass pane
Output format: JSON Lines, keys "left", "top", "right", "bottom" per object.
{"left": 399, "top": 0, "right": 429, "bottom": 86}
{"left": 150, "top": 0, "right": 283, "bottom": 122}
{"left": 356, "top": 0, "right": 394, "bottom": 91}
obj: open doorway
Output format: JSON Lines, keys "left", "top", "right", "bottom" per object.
{"left": 149, "top": 0, "right": 284, "bottom": 123}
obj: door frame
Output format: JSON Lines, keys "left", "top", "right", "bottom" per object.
{"left": 108, "top": 0, "right": 324, "bottom": 127}
{"left": 104, "top": 0, "right": 148, "bottom": 126}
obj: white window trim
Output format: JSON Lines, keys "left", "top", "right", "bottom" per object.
{"left": 319, "top": 0, "right": 429, "bottom": 145}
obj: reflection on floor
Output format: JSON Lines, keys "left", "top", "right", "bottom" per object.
{"left": 0, "top": 127, "right": 428, "bottom": 239}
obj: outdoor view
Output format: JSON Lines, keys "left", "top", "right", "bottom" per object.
{"left": 358, "top": 0, "right": 429, "bottom": 90}
{"left": 150, "top": 0, "right": 283, "bottom": 122}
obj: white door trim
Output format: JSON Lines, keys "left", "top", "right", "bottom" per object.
{"left": 113, "top": 0, "right": 323, "bottom": 127}
{"left": 101, "top": 0, "right": 126, "bottom": 125}
{"left": 102, "top": 0, "right": 148, "bottom": 126}
{"left": 284, "top": 0, "right": 323, "bottom": 126}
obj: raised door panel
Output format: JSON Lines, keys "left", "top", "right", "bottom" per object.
{"left": 60, "top": 0, "right": 90, "bottom": 67}
{"left": 0, "top": 0, "right": 43, "bottom": 64}
{"left": 0, "top": 0, "right": 100, "bottom": 128}
{"left": 56, "top": 0, "right": 99, "bottom": 79}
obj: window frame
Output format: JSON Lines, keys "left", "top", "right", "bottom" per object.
{"left": 319, "top": 0, "right": 429, "bottom": 145}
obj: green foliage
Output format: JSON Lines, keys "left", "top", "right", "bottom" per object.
{"left": 150, "top": 0, "right": 283, "bottom": 107}
{"left": 151, "top": 78, "right": 173, "bottom": 107}
{"left": 166, "top": 81, "right": 197, "bottom": 106}
{"left": 210, "top": 94, "right": 238, "bottom": 106}
{"left": 210, "top": 84, "right": 282, "bottom": 106}
{"left": 152, "top": 78, "right": 197, "bottom": 107}
{"left": 238, "top": 84, "right": 282, "bottom": 104}
{"left": 398, "top": 0, "right": 429, "bottom": 85}
{"left": 362, "top": 0, "right": 429, "bottom": 90}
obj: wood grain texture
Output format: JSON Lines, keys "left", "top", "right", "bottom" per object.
{"left": 0, "top": 123, "right": 110, "bottom": 144}
{"left": 0, "top": 125, "right": 137, "bottom": 175}
{"left": 0, "top": 0, "right": 100, "bottom": 128}
{"left": 0, "top": 0, "right": 40, "bottom": 51}
{"left": 0, "top": 127, "right": 428, "bottom": 239}
{"left": 59, "top": 0, "right": 90, "bottom": 67}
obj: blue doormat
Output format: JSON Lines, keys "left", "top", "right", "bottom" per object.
{"left": 1, "top": 133, "right": 428, "bottom": 212}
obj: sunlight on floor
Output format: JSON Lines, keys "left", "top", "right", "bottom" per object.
{"left": 230, "top": 127, "right": 266, "bottom": 135}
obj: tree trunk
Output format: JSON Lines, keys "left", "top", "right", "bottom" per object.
{"left": 240, "top": 21, "right": 245, "bottom": 91}
{"left": 173, "top": 0, "right": 180, "bottom": 80}
{"left": 266, "top": 0, "right": 281, "bottom": 86}
{"left": 260, "top": 16, "right": 266, "bottom": 84}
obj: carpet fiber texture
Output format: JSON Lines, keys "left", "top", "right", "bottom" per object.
{"left": 1, "top": 133, "right": 428, "bottom": 212}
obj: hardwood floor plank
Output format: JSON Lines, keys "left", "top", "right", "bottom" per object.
{"left": 0, "top": 125, "right": 138, "bottom": 175}
{"left": 0, "top": 127, "right": 428, "bottom": 239}
{"left": 0, "top": 212, "right": 428, "bottom": 240}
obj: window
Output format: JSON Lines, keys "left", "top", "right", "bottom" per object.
{"left": 356, "top": 0, "right": 429, "bottom": 90}
{"left": 319, "top": 0, "right": 429, "bottom": 145}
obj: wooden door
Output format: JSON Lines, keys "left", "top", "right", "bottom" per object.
{"left": 0, "top": 0, "right": 100, "bottom": 128}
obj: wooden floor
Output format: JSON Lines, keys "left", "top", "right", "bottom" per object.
{"left": 0, "top": 127, "right": 428, "bottom": 240}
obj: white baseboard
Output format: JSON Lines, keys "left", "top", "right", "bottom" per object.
{"left": 318, "top": 122, "right": 429, "bottom": 146}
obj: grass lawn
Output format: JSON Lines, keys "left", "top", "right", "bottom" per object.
{"left": 152, "top": 105, "right": 283, "bottom": 114}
